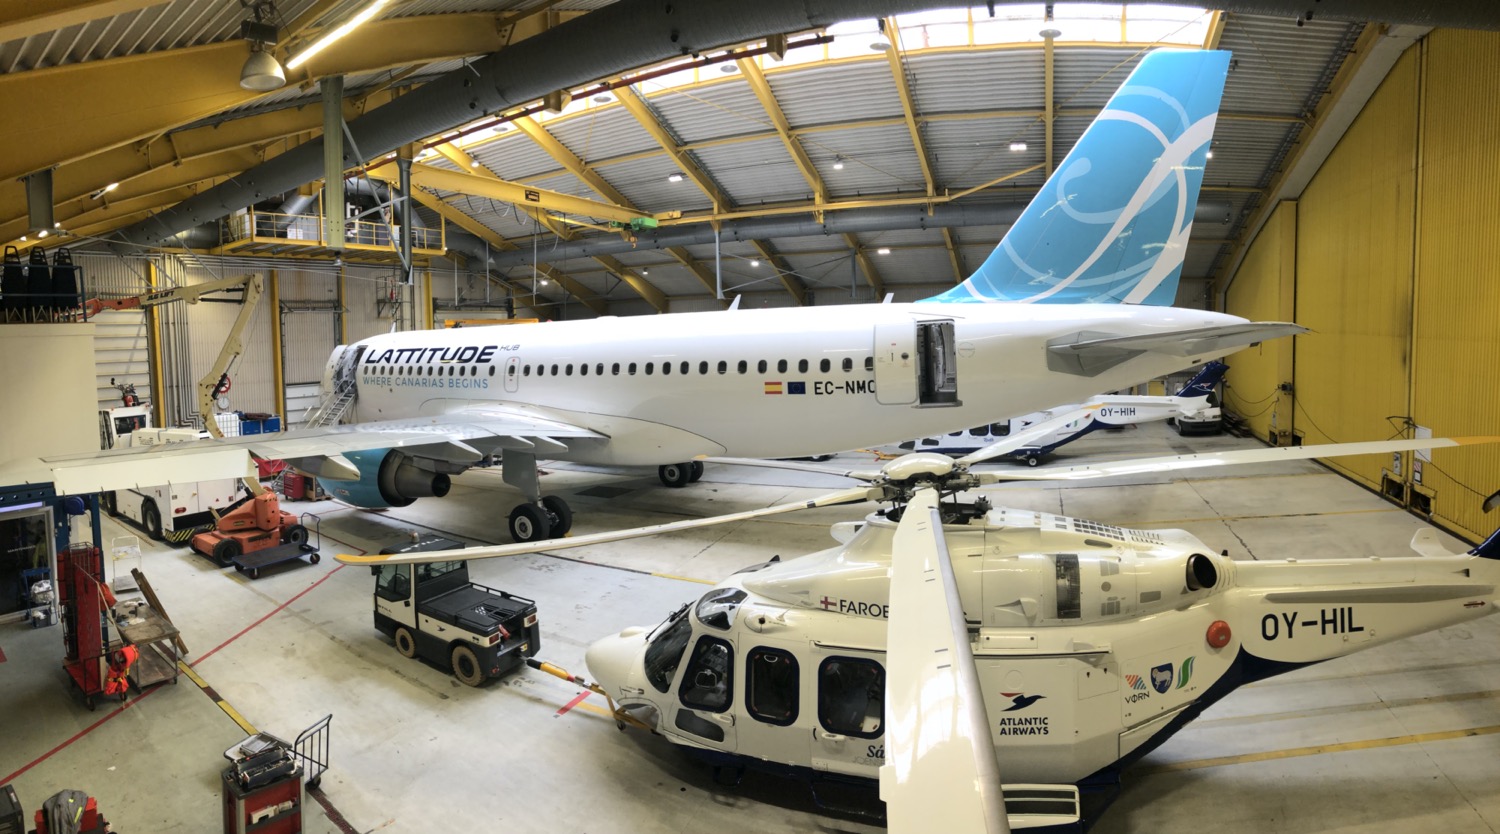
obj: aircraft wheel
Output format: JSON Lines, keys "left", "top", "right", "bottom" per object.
{"left": 212, "top": 538, "right": 242, "bottom": 567}
{"left": 508, "top": 503, "right": 552, "bottom": 543}
{"left": 394, "top": 627, "right": 418, "bottom": 659}
{"left": 141, "top": 501, "right": 163, "bottom": 541}
{"left": 451, "top": 644, "right": 484, "bottom": 686}
{"left": 689, "top": 461, "right": 704, "bottom": 482}
{"left": 101, "top": 491, "right": 117, "bottom": 517}
{"left": 282, "top": 524, "right": 308, "bottom": 546}
{"left": 1026, "top": 455, "right": 1040, "bottom": 467}
{"left": 658, "top": 463, "right": 692, "bottom": 488}
{"left": 541, "top": 496, "right": 573, "bottom": 537}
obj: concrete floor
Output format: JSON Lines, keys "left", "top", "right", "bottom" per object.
{"left": 3, "top": 422, "right": 1500, "bottom": 833}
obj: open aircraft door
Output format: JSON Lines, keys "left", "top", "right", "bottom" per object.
{"left": 874, "top": 318, "right": 961, "bottom": 407}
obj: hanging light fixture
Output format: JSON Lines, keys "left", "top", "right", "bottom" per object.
{"left": 238, "top": 0, "right": 285, "bottom": 91}
{"left": 286, "top": 0, "right": 390, "bottom": 70}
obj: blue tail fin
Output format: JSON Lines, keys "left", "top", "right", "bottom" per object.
{"left": 1175, "top": 361, "right": 1229, "bottom": 398}
{"left": 922, "top": 49, "right": 1230, "bottom": 306}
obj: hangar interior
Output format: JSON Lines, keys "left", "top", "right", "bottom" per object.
{"left": 2, "top": 1, "right": 1500, "bottom": 832}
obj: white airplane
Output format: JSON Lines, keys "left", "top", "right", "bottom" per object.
{"left": 6, "top": 49, "right": 1299, "bottom": 546}
{"left": 891, "top": 361, "right": 1228, "bottom": 464}
{"left": 336, "top": 423, "right": 1500, "bottom": 831}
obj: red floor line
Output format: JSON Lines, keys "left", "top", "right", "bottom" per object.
{"left": 555, "top": 690, "right": 591, "bottom": 717}
{"left": 0, "top": 644, "right": 7, "bottom": 663}
{"left": 2, "top": 686, "right": 164, "bottom": 784}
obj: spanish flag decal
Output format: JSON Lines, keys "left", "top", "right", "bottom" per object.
{"left": 764, "top": 381, "right": 783, "bottom": 395}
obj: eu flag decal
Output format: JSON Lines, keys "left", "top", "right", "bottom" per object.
{"left": 787, "top": 381, "right": 807, "bottom": 395}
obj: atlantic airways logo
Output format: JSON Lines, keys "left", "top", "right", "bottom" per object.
{"left": 1000, "top": 692, "right": 1045, "bottom": 712}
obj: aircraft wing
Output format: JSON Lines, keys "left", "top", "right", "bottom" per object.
{"left": 956, "top": 405, "right": 1098, "bottom": 466}
{"left": 1047, "top": 322, "right": 1306, "bottom": 377}
{"left": 880, "top": 486, "right": 1009, "bottom": 834}
{"left": 1, "top": 405, "right": 605, "bottom": 495}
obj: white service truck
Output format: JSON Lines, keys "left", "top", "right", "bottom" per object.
{"left": 99, "top": 404, "right": 245, "bottom": 541}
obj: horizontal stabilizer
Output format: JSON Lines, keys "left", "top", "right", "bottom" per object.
{"left": 1410, "top": 528, "right": 1458, "bottom": 559}
{"left": 1263, "top": 583, "right": 1495, "bottom": 605}
{"left": 1047, "top": 322, "right": 1306, "bottom": 376}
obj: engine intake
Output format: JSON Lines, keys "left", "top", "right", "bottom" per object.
{"left": 331, "top": 449, "right": 451, "bottom": 508}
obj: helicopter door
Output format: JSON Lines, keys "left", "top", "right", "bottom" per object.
{"left": 735, "top": 640, "right": 805, "bottom": 766}
{"left": 809, "top": 648, "right": 886, "bottom": 778}
{"left": 666, "top": 634, "right": 738, "bottom": 751}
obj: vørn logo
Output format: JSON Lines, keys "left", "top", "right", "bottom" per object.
{"left": 1150, "top": 663, "right": 1173, "bottom": 694}
{"left": 1125, "top": 674, "right": 1148, "bottom": 692}
{"left": 1000, "top": 692, "right": 1046, "bottom": 712}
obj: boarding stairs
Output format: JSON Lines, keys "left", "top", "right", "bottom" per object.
{"left": 303, "top": 383, "right": 356, "bottom": 429}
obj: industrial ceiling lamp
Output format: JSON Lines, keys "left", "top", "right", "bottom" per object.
{"left": 1039, "top": 2, "right": 1062, "bottom": 40}
{"left": 238, "top": 0, "right": 285, "bottom": 91}
{"left": 870, "top": 18, "right": 892, "bottom": 52}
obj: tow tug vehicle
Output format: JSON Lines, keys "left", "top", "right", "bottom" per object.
{"left": 373, "top": 535, "right": 540, "bottom": 686}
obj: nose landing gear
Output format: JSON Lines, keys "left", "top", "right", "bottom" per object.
{"left": 659, "top": 460, "right": 705, "bottom": 488}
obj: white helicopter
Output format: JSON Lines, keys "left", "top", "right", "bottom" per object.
{"left": 339, "top": 416, "right": 1500, "bottom": 832}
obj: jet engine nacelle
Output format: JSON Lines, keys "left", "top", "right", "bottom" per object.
{"left": 327, "top": 448, "right": 451, "bottom": 508}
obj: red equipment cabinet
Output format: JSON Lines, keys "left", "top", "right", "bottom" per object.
{"left": 221, "top": 766, "right": 302, "bottom": 834}
{"left": 56, "top": 545, "right": 112, "bottom": 709}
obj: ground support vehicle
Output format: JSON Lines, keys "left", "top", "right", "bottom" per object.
{"left": 372, "top": 536, "right": 539, "bottom": 685}
{"left": 190, "top": 493, "right": 317, "bottom": 578}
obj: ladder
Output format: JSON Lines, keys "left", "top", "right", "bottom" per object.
{"left": 303, "top": 383, "right": 356, "bottom": 429}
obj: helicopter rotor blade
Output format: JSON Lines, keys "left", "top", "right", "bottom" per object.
{"left": 336, "top": 485, "right": 880, "bottom": 566}
{"left": 968, "top": 436, "right": 1500, "bottom": 486}
{"left": 700, "top": 456, "right": 884, "bottom": 481}
{"left": 954, "top": 405, "right": 1100, "bottom": 468}
{"left": 881, "top": 485, "right": 1009, "bottom": 833}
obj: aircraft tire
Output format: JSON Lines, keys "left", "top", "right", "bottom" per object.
{"left": 509, "top": 503, "right": 552, "bottom": 543}
{"left": 689, "top": 461, "right": 705, "bottom": 482}
{"left": 1026, "top": 455, "right": 1040, "bottom": 467}
{"left": 658, "top": 463, "right": 692, "bottom": 488}
{"left": 541, "top": 496, "right": 572, "bottom": 537}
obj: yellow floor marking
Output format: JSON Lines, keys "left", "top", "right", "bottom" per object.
{"left": 1133, "top": 507, "right": 1401, "bottom": 527}
{"left": 1137, "top": 723, "right": 1500, "bottom": 774}
{"left": 651, "top": 571, "right": 716, "bottom": 585}
{"left": 1188, "top": 689, "right": 1500, "bottom": 729}
{"left": 179, "top": 661, "right": 258, "bottom": 736}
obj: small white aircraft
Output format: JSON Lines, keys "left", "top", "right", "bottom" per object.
{"left": 892, "top": 360, "right": 1228, "bottom": 465}
{"left": 337, "top": 425, "right": 1500, "bottom": 831}
{"left": 7, "top": 49, "right": 1297, "bottom": 547}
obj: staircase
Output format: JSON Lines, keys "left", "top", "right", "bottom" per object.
{"left": 303, "top": 381, "right": 357, "bottom": 429}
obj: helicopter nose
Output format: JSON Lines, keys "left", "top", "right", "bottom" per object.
{"left": 586, "top": 630, "right": 646, "bottom": 699}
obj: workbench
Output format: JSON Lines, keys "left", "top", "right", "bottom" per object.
{"left": 114, "top": 602, "right": 181, "bottom": 688}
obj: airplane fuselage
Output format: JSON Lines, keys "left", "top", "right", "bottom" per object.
{"left": 346, "top": 302, "right": 1243, "bottom": 465}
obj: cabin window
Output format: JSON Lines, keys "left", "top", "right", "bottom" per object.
{"left": 777, "top": 359, "right": 788, "bottom": 373}
{"left": 820, "top": 358, "right": 831, "bottom": 373}
{"left": 699, "top": 361, "right": 709, "bottom": 375}
{"left": 842, "top": 358, "right": 853, "bottom": 372}
{"left": 647, "top": 362, "right": 657, "bottom": 375}
{"left": 864, "top": 357, "right": 874, "bottom": 372}
{"left": 629, "top": 362, "right": 638, "bottom": 375}
{"left": 612, "top": 363, "right": 621, "bottom": 376}
{"left": 694, "top": 588, "right": 746, "bottom": 631}
{"left": 662, "top": 362, "right": 671, "bottom": 376}
{"left": 747, "top": 647, "right": 799, "bottom": 726}
{"left": 717, "top": 361, "right": 727, "bottom": 375}
{"left": 818, "top": 657, "right": 884, "bottom": 738}
{"left": 680, "top": 361, "right": 690, "bottom": 375}
{"left": 921, "top": 438, "right": 939, "bottom": 446}
{"left": 450, "top": 366, "right": 457, "bottom": 377}
{"left": 679, "top": 636, "right": 734, "bottom": 713}
{"left": 523, "top": 365, "right": 531, "bottom": 377}
{"left": 580, "top": 364, "right": 588, "bottom": 376}
{"left": 550, "top": 364, "right": 559, "bottom": 376}
{"left": 374, "top": 564, "right": 411, "bottom": 603}
{"left": 757, "top": 360, "right": 767, "bottom": 373}
{"left": 489, "top": 365, "right": 496, "bottom": 377}
{"left": 506, "top": 365, "right": 516, "bottom": 377}
{"left": 737, "top": 360, "right": 748, "bottom": 374}
{"left": 798, "top": 359, "right": 809, "bottom": 373}
{"left": 597, "top": 363, "right": 605, "bottom": 376}
{"left": 645, "top": 608, "right": 692, "bottom": 694}
{"left": 565, "top": 364, "right": 574, "bottom": 376}
{"left": 458, "top": 367, "right": 465, "bottom": 377}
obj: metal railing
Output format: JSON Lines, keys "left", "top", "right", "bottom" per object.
{"left": 220, "top": 210, "right": 443, "bottom": 252}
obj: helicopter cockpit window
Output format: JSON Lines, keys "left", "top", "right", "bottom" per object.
{"left": 679, "top": 636, "right": 734, "bottom": 712}
{"left": 747, "top": 647, "right": 799, "bottom": 726}
{"left": 375, "top": 564, "right": 411, "bottom": 602}
{"left": 694, "top": 588, "right": 747, "bottom": 631}
{"left": 818, "top": 657, "right": 885, "bottom": 738}
{"left": 645, "top": 606, "right": 692, "bottom": 693}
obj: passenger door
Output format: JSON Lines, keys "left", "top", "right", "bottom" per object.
{"left": 873, "top": 320, "right": 917, "bottom": 405}
{"left": 808, "top": 645, "right": 886, "bottom": 778}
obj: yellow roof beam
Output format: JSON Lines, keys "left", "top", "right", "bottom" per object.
{"left": 883, "top": 18, "right": 937, "bottom": 198}
{"left": 748, "top": 240, "right": 807, "bottom": 306}
{"left": 408, "top": 189, "right": 601, "bottom": 315}
{"left": 389, "top": 161, "right": 651, "bottom": 229}
{"left": 845, "top": 233, "right": 885, "bottom": 297}
{"left": 591, "top": 254, "right": 669, "bottom": 313}
{"left": 615, "top": 83, "right": 732, "bottom": 211}
{"left": 431, "top": 143, "right": 576, "bottom": 241}
{"left": 941, "top": 228, "right": 965, "bottom": 284}
{"left": 0, "top": 8, "right": 578, "bottom": 184}
{"left": 0, "top": 0, "right": 166, "bottom": 43}
{"left": 736, "top": 56, "right": 826, "bottom": 206}
{"left": 1204, "top": 11, "right": 1227, "bottom": 50}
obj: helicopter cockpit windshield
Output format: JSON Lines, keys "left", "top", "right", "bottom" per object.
{"left": 645, "top": 603, "right": 692, "bottom": 693}
{"left": 695, "top": 588, "right": 747, "bottom": 630}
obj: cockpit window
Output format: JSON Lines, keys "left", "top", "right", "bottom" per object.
{"left": 694, "top": 588, "right": 747, "bottom": 631}
{"left": 678, "top": 636, "right": 734, "bottom": 712}
{"left": 645, "top": 606, "right": 692, "bottom": 693}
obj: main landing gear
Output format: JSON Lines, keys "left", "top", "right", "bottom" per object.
{"left": 658, "top": 460, "right": 704, "bottom": 488}
{"left": 502, "top": 450, "right": 574, "bottom": 544}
